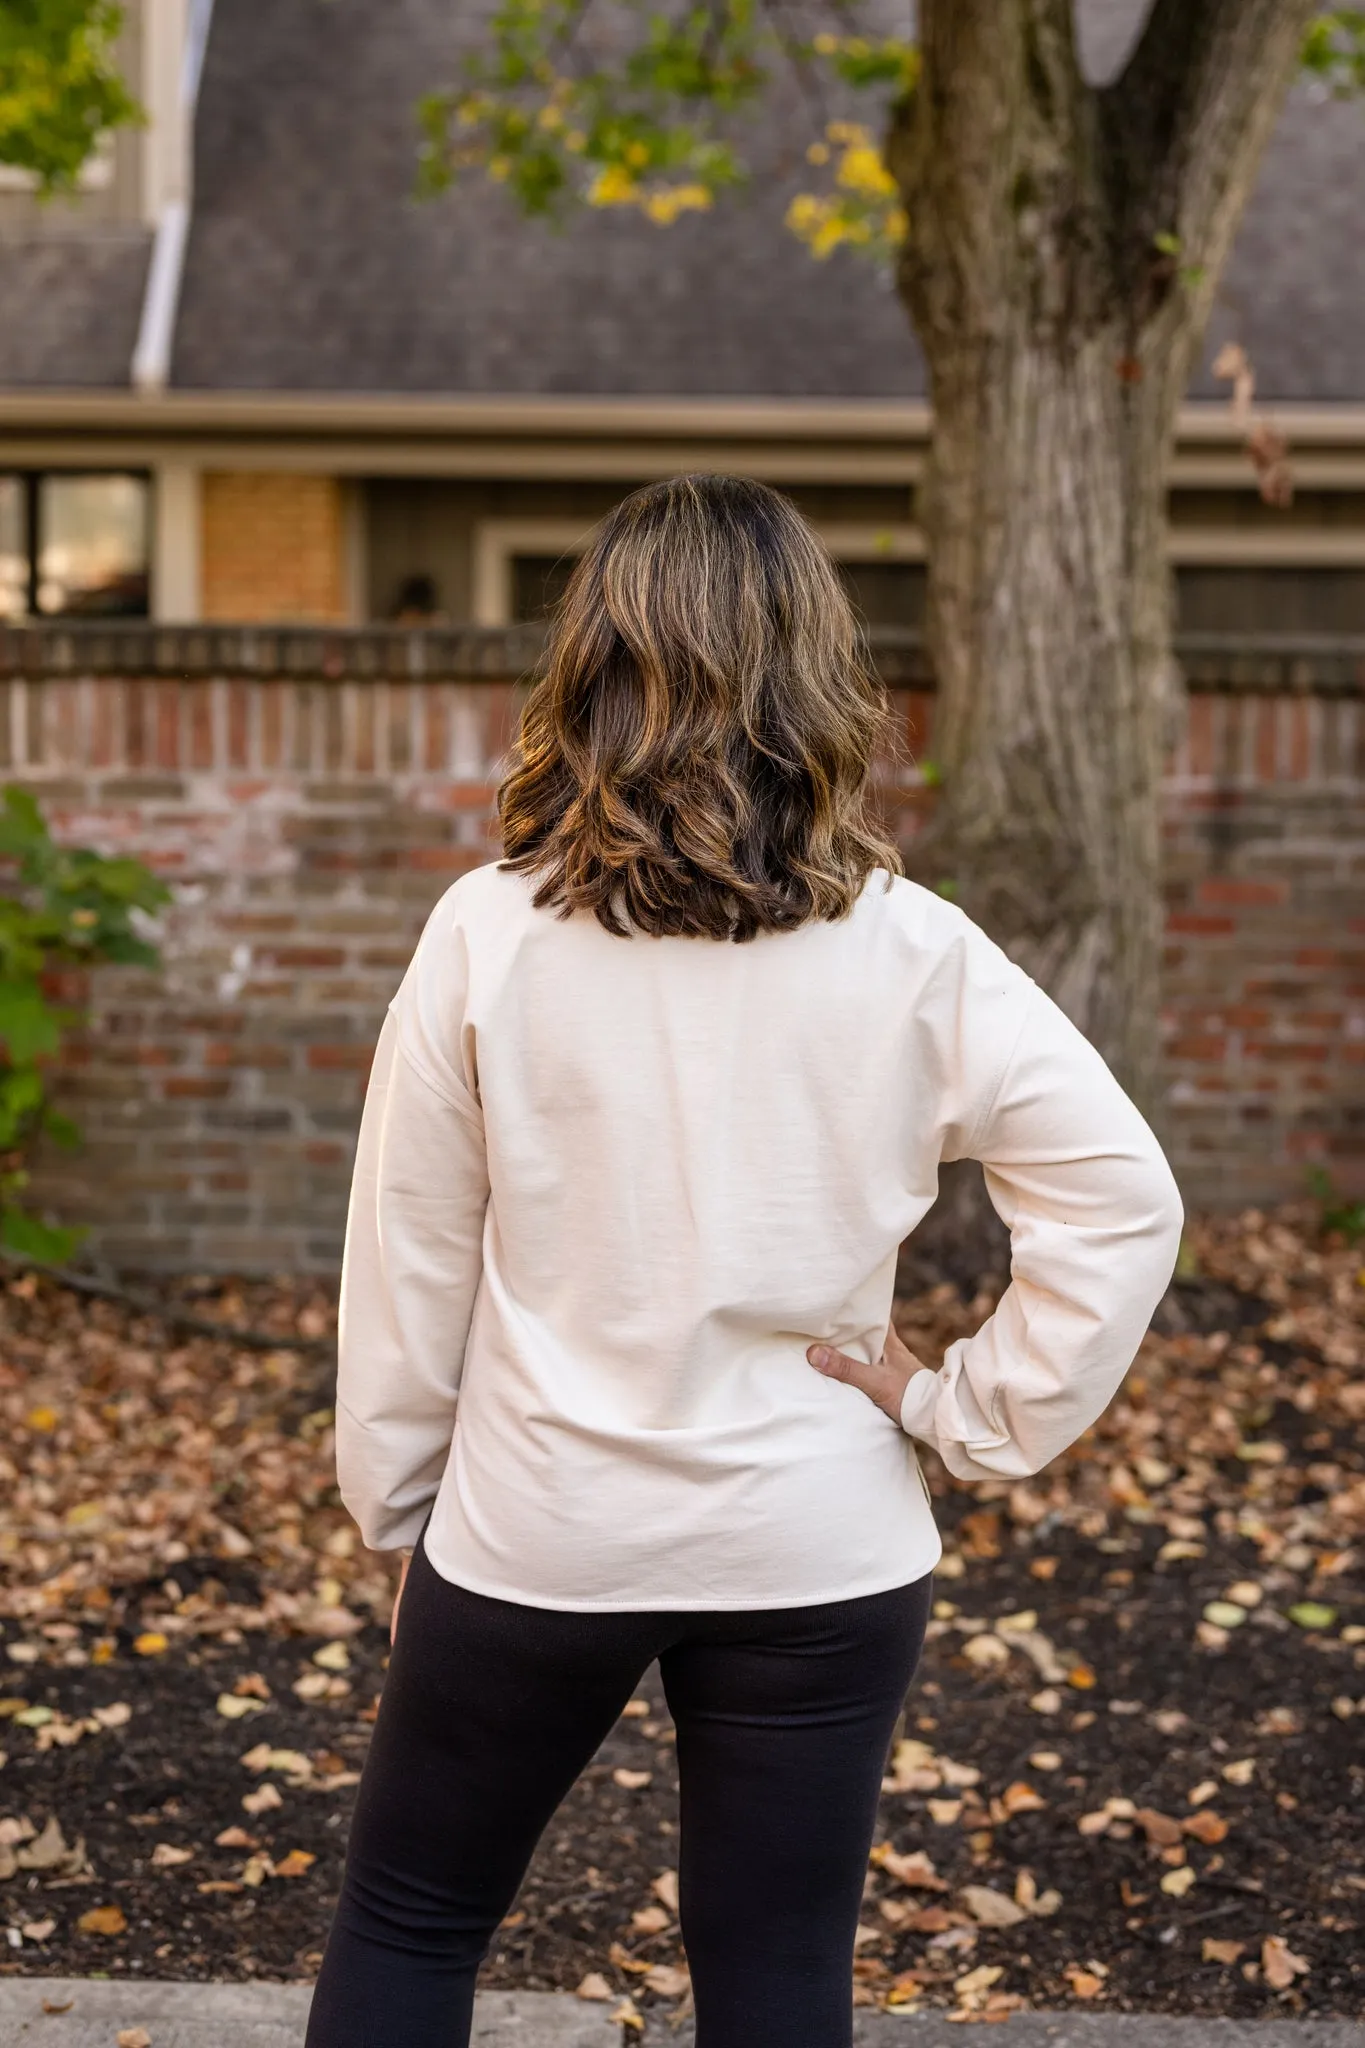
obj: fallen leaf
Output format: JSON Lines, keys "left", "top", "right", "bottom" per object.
{"left": 953, "top": 1964, "right": 1003, "bottom": 1998}
{"left": 77, "top": 1904, "right": 127, "bottom": 1935}
{"left": 1067, "top": 1663, "right": 1097, "bottom": 1690}
{"left": 133, "top": 1632, "right": 168, "bottom": 1657}
{"left": 1262, "top": 1935, "right": 1310, "bottom": 1989}
{"left": 1222, "top": 1758, "right": 1257, "bottom": 1785}
{"left": 16, "top": 1815, "right": 69, "bottom": 1869}
{"left": 216, "top": 1692, "right": 265, "bottom": 1719}
{"left": 1187, "top": 1779, "right": 1219, "bottom": 1805}
{"left": 233, "top": 1672, "right": 272, "bottom": 1700}
{"left": 274, "top": 1848, "right": 317, "bottom": 1879}
{"left": 1135, "top": 1808, "right": 1184, "bottom": 1848}
{"left": 41, "top": 2002, "right": 74, "bottom": 2016}
{"left": 1203, "top": 1601, "right": 1249, "bottom": 1629}
{"left": 576, "top": 1973, "right": 612, "bottom": 2001}
{"left": 242, "top": 1783, "right": 284, "bottom": 1816}
{"left": 631, "top": 1905, "right": 669, "bottom": 1934}
{"left": 1028, "top": 1750, "right": 1062, "bottom": 1771}
{"left": 927, "top": 1799, "right": 963, "bottom": 1825}
{"left": 1203, "top": 1939, "right": 1246, "bottom": 1965}
{"left": 651, "top": 1869, "right": 679, "bottom": 1913}
{"left": 870, "top": 1844, "right": 947, "bottom": 1890}
{"left": 1029, "top": 1688, "right": 1062, "bottom": 1714}
{"left": 998, "top": 1781, "right": 1046, "bottom": 1816}
{"left": 1287, "top": 1603, "right": 1336, "bottom": 1631}
{"left": 1160, "top": 1867, "right": 1197, "bottom": 1897}
{"left": 150, "top": 1842, "right": 194, "bottom": 1868}
{"left": 215, "top": 1826, "right": 256, "bottom": 1848}
{"left": 19, "top": 1918, "right": 55, "bottom": 1941}
{"left": 959, "top": 1885, "right": 1027, "bottom": 1928}
{"left": 644, "top": 1964, "right": 690, "bottom": 1997}
{"left": 313, "top": 1640, "right": 351, "bottom": 1672}
{"left": 610, "top": 1998, "right": 643, "bottom": 2032}
{"left": 612, "top": 1768, "right": 652, "bottom": 1791}
{"left": 1182, "top": 1809, "right": 1229, "bottom": 1845}
{"left": 1065, "top": 1967, "right": 1106, "bottom": 2000}
{"left": 117, "top": 2032, "right": 153, "bottom": 2048}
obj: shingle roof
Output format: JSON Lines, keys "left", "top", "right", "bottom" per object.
{"left": 0, "top": 230, "right": 150, "bottom": 387}
{"left": 2, "top": 0, "right": 1362, "bottom": 403}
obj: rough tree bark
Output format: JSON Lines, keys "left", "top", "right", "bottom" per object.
{"left": 885, "top": 0, "right": 1317, "bottom": 1282}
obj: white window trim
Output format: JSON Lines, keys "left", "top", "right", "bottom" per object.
{"left": 471, "top": 517, "right": 927, "bottom": 627}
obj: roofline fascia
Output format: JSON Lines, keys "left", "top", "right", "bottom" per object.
{"left": 2, "top": 392, "right": 1365, "bottom": 445}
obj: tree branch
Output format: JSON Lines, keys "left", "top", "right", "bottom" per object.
{"left": 1099, "top": 0, "right": 1320, "bottom": 361}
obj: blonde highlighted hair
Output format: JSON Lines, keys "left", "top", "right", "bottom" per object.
{"left": 497, "top": 474, "right": 900, "bottom": 940}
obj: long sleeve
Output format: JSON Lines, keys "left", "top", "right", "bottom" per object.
{"left": 898, "top": 973, "right": 1184, "bottom": 1485}
{"left": 335, "top": 899, "right": 490, "bottom": 1551}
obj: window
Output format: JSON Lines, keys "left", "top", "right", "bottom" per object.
{"left": 0, "top": 473, "right": 150, "bottom": 620}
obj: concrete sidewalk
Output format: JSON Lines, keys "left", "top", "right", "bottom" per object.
{"left": 2, "top": 1983, "right": 1364, "bottom": 2047}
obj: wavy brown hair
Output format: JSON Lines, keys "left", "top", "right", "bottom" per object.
{"left": 497, "top": 475, "right": 900, "bottom": 941}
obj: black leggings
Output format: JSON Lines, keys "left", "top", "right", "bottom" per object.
{"left": 306, "top": 1538, "right": 932, "bottom": 2048}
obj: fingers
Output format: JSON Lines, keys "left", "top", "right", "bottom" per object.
{"left": 807, "top": 1342, "right": 880, "bottom": 1392}
{"left": 807, "top": 1330, "right": 932, "bottom": 1425}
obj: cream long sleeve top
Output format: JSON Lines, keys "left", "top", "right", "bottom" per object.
{"left": 336, "top": 861, "right": 1183, "bottom": 1610}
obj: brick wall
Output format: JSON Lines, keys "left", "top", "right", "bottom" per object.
{"left": 0, "top": 625, "right": 1359, "bottom": 1272}
{"left": 201, "top": 474, "right": 350, "bottom": 624}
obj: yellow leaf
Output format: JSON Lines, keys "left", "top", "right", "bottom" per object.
{"left": 954, "top": 1964, "right": 1003, "bottom": 1998}
{"left": 77, "top": 1904, "right": 127, "bottom": 1935}
{"left": 274, "top": 1848, "right": 316, "bottom": 1879}
{"left": 1065, "top": 1967, "right": 1105, "bottom": 2000}
{"left": 25, "top": 1406, "right": 58, "bottom": 1433}
{"left": 216, "top": 1693, "right": 264, "bottom": 1719}
{"left": 312, "top": 1640, "right": 351, "bottom": 1673}
{"left": 133, "top": 1632, "right": 168, "bottom": 1657}
{"left": 1160, "top": 1866, "right": 1197, "bottom": 1897}
{"left": 1067, "top": 1663, "right": 1097, "bottom": 1690}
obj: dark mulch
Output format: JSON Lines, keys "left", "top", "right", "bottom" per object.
{"left": 0, "top": 1206, "right": 1361, "bottom": 2018}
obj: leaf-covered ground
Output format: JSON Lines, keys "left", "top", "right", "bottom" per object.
{"left": 0, "top": 1207, "right": 1361, "bottom": 2022}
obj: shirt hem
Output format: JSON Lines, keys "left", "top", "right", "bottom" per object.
{"left": 420, "top": 1524, "right": 944, "bottom": 1613}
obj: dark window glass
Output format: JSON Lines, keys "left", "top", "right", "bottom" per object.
{"left": 511, "top": 553, "right": 579, "bottom": 623}
{"left": 1176, "top": 566, "right": 1365, "bottom": 636}
{"left": 0, "top": 476, "right": 24, "bottom": 620}
{"left": 37, "top": 474, "right": 149, "bottom": 617}
{"left": 836, "top": 560, "right": 925, "bottom": 632}
{"left": 0, "top": 472, "right": 150, "bottom": 619}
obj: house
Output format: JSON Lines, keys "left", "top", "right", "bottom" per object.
{"left": 0, "top": 0, "right": 1362, "bottom": 636}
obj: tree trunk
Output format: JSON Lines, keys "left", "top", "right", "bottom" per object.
{"left": 885, "top": 0, "right": 1317, "bottom": 1283}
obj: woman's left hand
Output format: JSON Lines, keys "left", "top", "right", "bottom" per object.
{"left": 807, "top": 1321, "right": 932, "bottom": 1425}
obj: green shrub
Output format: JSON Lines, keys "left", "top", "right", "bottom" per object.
{"left": 0, "top": 784, "right": 170, "bottom": 1261}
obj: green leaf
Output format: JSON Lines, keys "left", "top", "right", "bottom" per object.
{"left": 1302, "top": 10, "right": 1365, "bottom": 94}
{"left": 1287, "top": 1601, "right": 1338, "bottom": 1631}
{"left": 0, "top": 980, "right": 61, "bottom": 1061}
{"left": 0, "top": 1204, "right": 84, "bottom": 1263}
{"left": 0, "top": 0, "right": 142, "bottom": 194}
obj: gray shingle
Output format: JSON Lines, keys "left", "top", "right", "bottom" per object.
{"left": 0, "top": 230, "right": 150, "bottom": 387}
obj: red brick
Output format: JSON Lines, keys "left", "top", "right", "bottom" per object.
{"left": 1197, "top": 878, "right": 1288, "bottom": 908}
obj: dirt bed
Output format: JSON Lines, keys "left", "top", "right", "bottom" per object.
{"left": 0, "top": 1207, "right": 1360, "bottom": 2021}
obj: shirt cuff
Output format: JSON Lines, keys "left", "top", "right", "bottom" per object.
{"left": 899, "top": 1368, "right": 939, "bottom": 1442}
